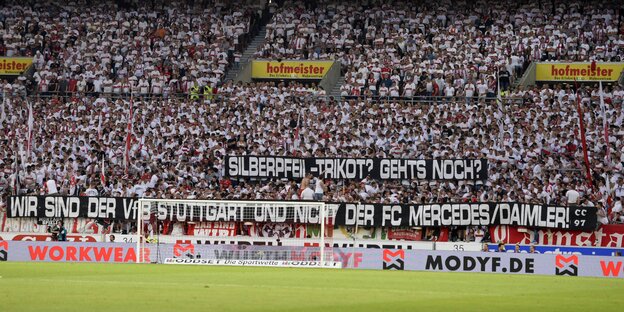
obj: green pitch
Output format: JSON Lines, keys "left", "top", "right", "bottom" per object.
{"left": 1, "top": 262, "right": 622, "bottom": 312}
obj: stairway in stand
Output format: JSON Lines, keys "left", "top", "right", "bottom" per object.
{"left": 223, "top": 26, "right": 267, "bottom": 83}
{"left": 328, "top": 74, "right": 345, "bottom": 99}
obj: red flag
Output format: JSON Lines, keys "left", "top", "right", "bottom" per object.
{"left": 27, "top": 101, "right": 34, "bottom": 159}
{"left": 574, "top": 79, "right": 593, "bottom": 189}
{"left": 124, "top": 95, "right": 134, "bottom": 175}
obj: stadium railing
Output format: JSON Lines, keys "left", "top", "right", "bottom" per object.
{"left": 2, "top": 91, "right": 527, "bottom": 106}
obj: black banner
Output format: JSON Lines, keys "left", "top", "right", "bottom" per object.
{"left": 7, "top": 196, "right": 596, "bottom": 231}
{"left": 224, "top": 156, "right": 488, "bottom": 180}
{"left": 331, "top": 203, "right": 596, "bottom": 231}
{"left": 8, "top": 195, "right": 139, "bottom": 220}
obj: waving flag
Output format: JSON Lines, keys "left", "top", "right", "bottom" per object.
{"left": 100, "top": 157, "right": 106, "bottom": 186}
{"left": 69, "top": 172, "right": 77, "bottom": 195}
{"left": 0, "top": 91, "right": 6, "bottom": 127}
{"left": 124, "top": 94, "right": 134, "bottom": 174}
{"left": 97, "top": 111, "right": 103, "bottom": 141}
{"left": 574, "top": 79, "right": 593, "bottom": 189}
{"left": 599, "top": 81, "right": 612, "bottom": 206}
{"left": 71, "top": 99, "right": 77, "bottom": 133}
{"left": 13, "top": 135, "right": 20, "bottom": 195}
{"left": 27, "top": 100, "right": 34, "bottom": 160}
{"left": 496, "top": 70, "right": 504, "bottom": 145}
{"left": 598, "top": 81, "right": 610, "bottom": 165}
{"left": 293, "top": 110, "right": 302, "bottom": 154}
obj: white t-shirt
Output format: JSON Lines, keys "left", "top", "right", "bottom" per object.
{"left": 445, "top": 86, "right": 455, "bottom": 97}
{"left": 85, "top": 188, "right": 99, "bottom": 197}
{"left": 46, "top": 180, "right": 58, "bottom": 194}
{"left": 565, "top": 189, "right": 580, "bottom": 204}
{"left": 465, "top": 84, "right": 475, "bottom": 97}
{"left": 93, "top": 80, "right": 103, "bottom": 93}
{"left": 314, "top": 179, "right": 324, "bottom": 194}
{"left": 474, "top": 228, "right": 484, "bottom": 243}
{"left": 614, "top": 184, "right": 624, "bottom": 198}
{"left": 301, "top": 187, "right": 314, "bottom": 200}
{"left": 477, "top": 83, "right": 488, "bottom": 96}
{"left": 404, "top": 82, "right": 415, "bottom": 96}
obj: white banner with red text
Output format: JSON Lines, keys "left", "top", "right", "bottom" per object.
{"left": 0, "top": 241, "right": 622, "bottom": 278}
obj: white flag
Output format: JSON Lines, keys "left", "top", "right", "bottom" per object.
{"left": 100, "top": 157, "right": 106, "bottom": 186}
{"left": 124, "top": 94, "right": 134, "bottom": 174}
{"left": 13, "top": 132, "right": 21, "bottom": 195}
{"left": 496, "top": 70, "right": 504, "bottom": 145}
{"left": 599, "top": 81, "right": 612, "bottom": 198}
{"left": 0, "top": 90, "right": 6, "bottom": 127}
{"left": 598, "top": 81, "right": 610, "bottom": 163}
{"left": 97, "top": 112, "right": 103, "bottom": 141}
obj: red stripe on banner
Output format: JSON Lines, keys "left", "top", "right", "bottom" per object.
{"left": 490, "top": 225, "right": 624, "bottom": 247}
{"left": 574, "top": 79, "right": 593, "bottom": 189}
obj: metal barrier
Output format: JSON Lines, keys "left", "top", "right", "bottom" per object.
{"left": 2, "top": 92, "right": 526, "bottom": 106}
{"left": 332, "top": 95, "right": 526, "bottom": 105}
{"left": 516, "top": 61, "right": 537, "bottom": 87}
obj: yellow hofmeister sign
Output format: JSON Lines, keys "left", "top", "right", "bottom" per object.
{"left": 536, "top": 62, "right": 624, "bottom": 81}
{"left": 0, "top": 57, "right": 33, "bottom": 75}
{"left": 251, "top": 60, "right": 334, "bottom": 79}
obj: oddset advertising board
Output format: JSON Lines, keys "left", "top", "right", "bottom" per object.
{"left": 251, "top": 60, "right": 334, "bottom": 79}
{"left": 1, "top": 241, "right": 622, "bottom": 278}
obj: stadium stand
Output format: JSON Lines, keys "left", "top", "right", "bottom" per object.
{"left": 0, "top": 0, "right": 265, "bottom": 96}
{"left": 257, "top": 0, "right": 623, "bottom": 96}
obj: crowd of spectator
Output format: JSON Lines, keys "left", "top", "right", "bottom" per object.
{"left": 0, "top": 0, "right": 265, "bottom": 97}
{"left": 257, "top": 0, "right": 624, "bottom": 97}
{"left": 1, "top": 80, "right": 623, "bottom": 224}
{"left": 1, "top": 0, "right": 624, "bottom": 240}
